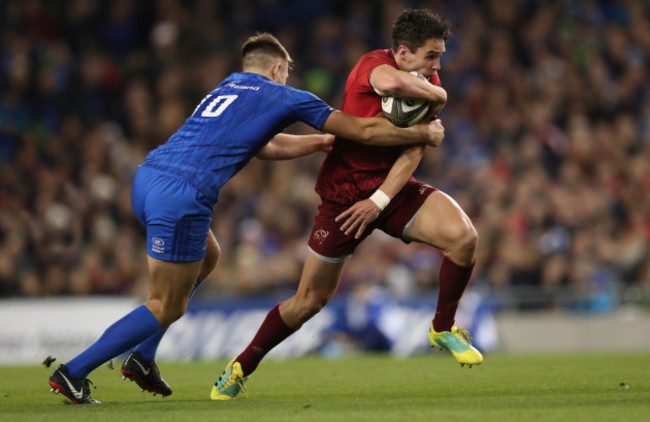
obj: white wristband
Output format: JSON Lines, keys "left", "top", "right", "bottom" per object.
{"left": 369, "top": 189, "right": 390, "bottom": 211}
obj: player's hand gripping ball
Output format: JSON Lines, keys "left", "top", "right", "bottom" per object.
{"left": 381, "top": 71, "right": 431, "bottom": 127}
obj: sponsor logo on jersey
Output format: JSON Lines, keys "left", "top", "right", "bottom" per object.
{"left": 225, "top": 82, "right": 260, "bottom": 91}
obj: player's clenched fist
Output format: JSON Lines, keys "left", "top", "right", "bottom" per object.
{"left": 424, "top": 118, "right": 445, "bottom": 147}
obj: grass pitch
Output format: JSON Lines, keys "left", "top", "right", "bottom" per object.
{"left": 1, "top": 353, "right": 648, "bottom": 422}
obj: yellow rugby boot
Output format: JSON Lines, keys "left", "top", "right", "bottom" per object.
{"left": 428, "top": 323, "right": 483, "bottom": 367}
{"left": 210, "top": 359, "right": 248, "bottom": 400}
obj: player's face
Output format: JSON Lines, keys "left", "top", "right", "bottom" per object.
{"left": 401, "top": 39, "right": 445, "bottom": 78}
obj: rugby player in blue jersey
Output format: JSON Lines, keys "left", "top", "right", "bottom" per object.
{"left": 47, "top": 32, "right": 445, "bottom": 404}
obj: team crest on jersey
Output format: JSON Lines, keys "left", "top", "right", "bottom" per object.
{"left": 313, "top": 229, "right": 329, "bottom": 245}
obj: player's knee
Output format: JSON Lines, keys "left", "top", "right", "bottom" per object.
{"left": 442, "top": 220, "right": 477, "bottom": 263}
{"left": 460, "top": 223, "right": 478, "bottom": 264}
{"left": 283, "top": 291, "right": 331, "bottom": 325}
{"left": 461, "top": 223, "right": 478, "bottom": 251}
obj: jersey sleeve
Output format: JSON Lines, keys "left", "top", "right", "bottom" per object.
{"left": 354, "top": 51, "right": 396, "bottom": 95}
{"left": 285, "top": 87, "right": 335, "bottom": 130}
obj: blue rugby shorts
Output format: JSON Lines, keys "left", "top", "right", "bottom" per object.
{"left": 131, "top": 165, "right": 213, "bottom": 262}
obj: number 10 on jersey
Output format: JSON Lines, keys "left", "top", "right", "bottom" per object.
{"left": 194, "top": 94, "right": 238, "bottom": 118}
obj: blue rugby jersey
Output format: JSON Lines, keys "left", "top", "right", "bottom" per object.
{"left": 143, "top": 72, "right": 334, "bottom": 204}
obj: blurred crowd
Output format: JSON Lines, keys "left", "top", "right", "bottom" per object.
{"left": 1, "top": 0, "right": 649, "bottom": 310}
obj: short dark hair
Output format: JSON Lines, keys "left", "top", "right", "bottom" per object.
{"left": 391, "top": 9, "right": 452, "bottom": 53}
{"left": 241, "top": 32, "right": 293, "bottom": 70}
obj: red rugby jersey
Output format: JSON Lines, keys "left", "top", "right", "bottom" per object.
{"left": 315, "top": 49, "right": 440, "bottom": 204}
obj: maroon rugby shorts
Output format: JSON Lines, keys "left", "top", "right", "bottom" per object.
{"left": 307, "top": 180, "right": 436, "bottom": 261}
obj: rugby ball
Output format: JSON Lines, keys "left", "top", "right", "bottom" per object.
{"left": 381, "top": 71, "right": 431, "bottom": 127}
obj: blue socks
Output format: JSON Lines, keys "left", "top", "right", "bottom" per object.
{"left": 133, "top": 279, "right": 203, "bottom": 362}
{"left": 66, "top": 305, "right": 162, "bottom": 379}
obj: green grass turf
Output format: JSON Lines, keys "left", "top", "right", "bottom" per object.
{"left": 1, "top": 353, "right": 648, "bottom": 422}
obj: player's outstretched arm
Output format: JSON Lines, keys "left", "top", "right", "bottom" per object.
{"left": 321, "top": 111, "right": 444, "bottom": 147}
{"left": 336, "top": 145, "right": 425, "bottom": 238}
{"left": 256, "top": 133, "right": 334, "bottom": 160}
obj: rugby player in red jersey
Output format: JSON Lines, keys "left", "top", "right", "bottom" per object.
{"left": 211, "top": 10, "right": 481, "bottom": 400}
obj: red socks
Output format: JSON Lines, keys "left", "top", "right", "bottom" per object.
{"left": 236, "top": 304, "right": 297, "bottom": 376}
{"left": 234, "top": 258, "right": 474, "bottom": 375}
{"left": 432, "top": 256, "right": 475, "bottom": 332}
